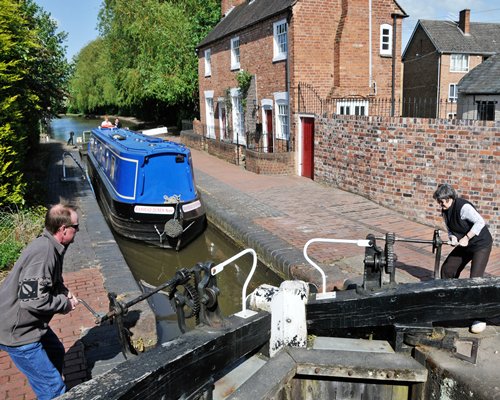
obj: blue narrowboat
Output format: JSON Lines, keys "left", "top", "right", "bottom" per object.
{"left": 87, "top": 127, "right": 206, "bottom": 250}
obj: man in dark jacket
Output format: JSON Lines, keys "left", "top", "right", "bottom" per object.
{"left": 0, "top": 204, "right": 80, "bottom": 399}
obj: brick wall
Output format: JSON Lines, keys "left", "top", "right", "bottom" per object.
{"left": 207, "top": 139, "right": 240, "bottom": 165}
{"left": 314, "top": 115, "right": 499, "bottom": 244}
{"left": 245, "top": 149, "right": 295, "bottom": 175}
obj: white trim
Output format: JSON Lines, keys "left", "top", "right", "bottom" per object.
{"left": 204, "top": 48, "right": 211, "bottom": 77}
{"left": 450, "top": 54, "right": 469, "bottom": 72}
{"left": 204, "top": 91, "right": 215, "bottom": 139}
{"left": 273, "top": 92, "right": 289, "bottom": 140}
{"left": 231, "top": 88, "right": 245, "bottom": 145}
{"left": 273, "top": 19, "right": 288, "bottom": 62}
{"left": 231, "top": 36, "right": 240, "bottom": 70}
{"left": 380, "top": 23, "right": 392, "bottom": 57}
{"left": 261, "top": 99, "right": 273, "bottom": 153}
{"left": 89, "top": 141, "right": 139, "bottom": 200}
{"left": 217, "top": 98, "right": 226, "bottom": 140}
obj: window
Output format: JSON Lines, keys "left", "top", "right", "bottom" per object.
{"left": 204, "top": 49, "right": 211, "bottom": 77}
{"left": 204, "top": 91, "right": 215, "bottom": 139}
{"left": 380, "top": 24, "right": 392, "bottom": 56}
{"left": 477, "top": 101, "right": 495, "bottom": 121}
{"left": 336, "top": 100, "right": 369, "bottom": 116}
{"left": 273, "top": 19, "right": 288, "bottom": 61}
{"left": 231, "top": 88, "right": 245, "bottom": 144}
{"left": 274, "top": 92, "right": 289, "bottom": 140}
{"left": 450, "top": 54, "right": 469, "bottom": 72}
{"left": 231, "top": 37, "right": 240, "bottom": 70}
{"left": 217, "top": 99, "right": 226, "bottom": 140}
{"left": 448, "top": 84, "right": 457, "bottom": 102}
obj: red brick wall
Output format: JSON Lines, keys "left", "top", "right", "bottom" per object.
{"left": 314, "top": 115, "right": 499, "bottom": 244}
{"left": 292, "top": 0, "right": 403, "bottom": 99}
{"left": 246, "top": 149, "right": 295, "bottom": 175}
{"left": 198, "top": 12, "right": 289, "bottom": 139}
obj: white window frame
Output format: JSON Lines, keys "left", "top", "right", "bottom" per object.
{"left": 217, "top": 98, "right": 226, "bottom": 140}
{"left": 204, "top": 49, "right": 211, "bottom": 77}
{"left": 230, "top": 88, "right": 245, "bottom": 145}
{"left": 448, "top": 84, "right": 457, "bottom": 102}
{"left": 204, "top": 91, "right": 215, "bottom": 139}
{"left": 450, "top": 54, "right": 469, "bottom": 72}
{"left": 231, "top": 37, "right": 240, "bottom": 70}
{"left": 274, "top": 92, "right": 289, "bottom": 140}
{"left": 273, "top": 19, "right": 288, "bottom": 62}
{"left": 261, "top": 99, "right": 273, "bottom": 152}
{"left": 380, "top": 24, "right": 392, "bottom": 56}
{"left": 336, "top": 100, "right": 369, "bottom": 116}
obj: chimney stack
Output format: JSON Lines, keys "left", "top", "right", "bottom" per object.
{"left": 458, "top": 9, "right": 470, "bottom": 35}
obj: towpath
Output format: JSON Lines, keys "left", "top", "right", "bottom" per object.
{"left": 187, "top": 145, "right": 499, "bottom": 289}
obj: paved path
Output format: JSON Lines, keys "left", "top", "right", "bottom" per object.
{"left": 189, "top": 146, "right": 499, "bottom": 290}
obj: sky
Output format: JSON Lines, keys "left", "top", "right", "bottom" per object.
{"left": 34, "top": 0, "right": 500, "bottom": 61}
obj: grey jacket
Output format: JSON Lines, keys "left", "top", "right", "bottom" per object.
{"left": 0, "top": 229, "right": 70, "bottom": 346}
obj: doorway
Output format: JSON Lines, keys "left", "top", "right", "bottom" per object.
{"left": 301, "top": 117, "right": 314, "bottom": 179}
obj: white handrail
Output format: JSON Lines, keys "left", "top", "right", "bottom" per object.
{"left": 303, "top": 238, "right": 372, "bottom": 294}
{"left": 211, "top": 248, "right": 258, "bottom": 319}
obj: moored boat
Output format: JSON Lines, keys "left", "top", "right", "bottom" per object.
{"left": 87, "top": 127, "right": 206, "bottom": 250}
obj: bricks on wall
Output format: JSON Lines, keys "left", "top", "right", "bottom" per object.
{"left": 246, "top": 149, "right": 295, "bottom": 175}
{"left": 313, "top": 115, "right": 499, "bottom": 244}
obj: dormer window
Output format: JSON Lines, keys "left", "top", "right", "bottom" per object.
{"left": 273, "top": 19, "right": 288, "bottom": 62}
{"left": 231, "top": 37, "right": 240, "bottom": 70}
{"left": 380, "top": 24, "right": 392, "bottom": 56}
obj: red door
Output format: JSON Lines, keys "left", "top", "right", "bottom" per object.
{"left": 301, "top": 117, "right": 314, "bottom": 179}
{"left": 265, "top": 109, "right": 273, "bottom": 153}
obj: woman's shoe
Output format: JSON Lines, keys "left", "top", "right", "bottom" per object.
{"left": 470, "top": 321, "right": 486, "bottom": 333}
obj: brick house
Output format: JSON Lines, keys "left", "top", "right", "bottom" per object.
{"left": 194, "top": 0, "right": 407, "bottom": 177}
{"left": 402, "top": 9, "right": 500, "bottom": 119}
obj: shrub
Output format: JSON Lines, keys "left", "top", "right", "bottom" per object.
{"left": 0, "top": 206, "right": 46, "bottom": 271}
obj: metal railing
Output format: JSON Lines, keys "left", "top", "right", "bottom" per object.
{"left": 296, "top": 82, "right": 498, "bottom": 120}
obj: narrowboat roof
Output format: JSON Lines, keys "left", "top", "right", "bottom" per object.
{"left": 91, "top": 128, "right": 190, "bottom": 156}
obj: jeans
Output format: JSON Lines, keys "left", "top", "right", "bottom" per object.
{"left": 0, "top": 328, "right": 66, "bottom": 399}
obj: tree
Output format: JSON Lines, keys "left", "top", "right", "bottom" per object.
{"left": 68, "top": 0, "right": 220, "bottom": 122}
{"left": 0, "top": 0, "right": 70, "bottom": 206}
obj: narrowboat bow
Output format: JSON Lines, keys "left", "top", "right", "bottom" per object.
{"left": 87, "top": 127, "right": 206, "bottom": 250}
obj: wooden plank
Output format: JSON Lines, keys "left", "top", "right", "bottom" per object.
{"left": 61, "top": 313, "right": 271, "bottom": 399}
{"left": 289, "top": 347, "right": 428, "bottom": 382}
{"left": 306, "top": 277, "right": 500, "bottom": 332}
{"left": 227, "top": 350, "right": 296, "bottom": 400}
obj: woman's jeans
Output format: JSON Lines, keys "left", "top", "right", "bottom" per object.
{"left": 0, "top": 328, "right": 66, "bottom": 399}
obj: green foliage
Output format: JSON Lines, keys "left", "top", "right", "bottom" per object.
{"left": 0, "top": 0, "right": 70, "bottom": 207}
{"left": 68, "top": 0, "right": 220, "bottom": 121}
{"left": 0, "top": 206, "right": 45, "bottom": 270}
{"left": 236, "top": 70, "right": 253, "bottom": 109}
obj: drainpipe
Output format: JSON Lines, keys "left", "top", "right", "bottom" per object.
{"left": 436, "top": 55, "right": 441, "bottom": 118}
{"left": 286, "top": 14, "right": 291, "bottom": 152}
{"left": 369, "top": 0, "right": 373, "bottom": 91}
{"left": 391, "top": 14, "right": 397, "bottom": 117}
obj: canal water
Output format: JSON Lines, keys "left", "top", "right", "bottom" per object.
{"left": 47, "top": 115, "right": 283, "bottom": 342}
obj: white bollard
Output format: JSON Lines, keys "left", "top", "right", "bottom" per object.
{"left": 269, "top": 280, "right": 309, "bottom": 357}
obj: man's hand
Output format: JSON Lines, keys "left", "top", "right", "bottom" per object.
{"left": 63, "top": 291, "right": 79, "bottom": 314}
